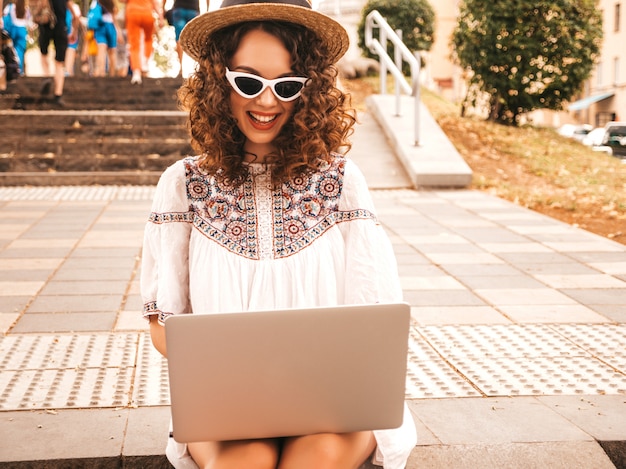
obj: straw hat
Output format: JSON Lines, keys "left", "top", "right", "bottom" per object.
{"left": 179, "top": 0, "right": 349, "bottom": 64}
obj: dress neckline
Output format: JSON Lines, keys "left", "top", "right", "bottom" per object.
{"left": 244, "top": 161, "right": 271, "bottom": 175}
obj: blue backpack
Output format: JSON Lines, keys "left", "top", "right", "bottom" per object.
{"left": 87, "top": 1, "right": 103, "bottom": 30}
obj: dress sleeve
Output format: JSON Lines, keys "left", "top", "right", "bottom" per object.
{"left": 141, "top": 160, "right": 193, "bottom": 324}
{"left": 339, "top": 159, "right": 417, "bottom": 469}
{"left": 338, "top": 159, "right": 403, "bottom": 304}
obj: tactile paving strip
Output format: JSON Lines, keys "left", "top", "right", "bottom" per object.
{"left": 0, "top": 334, "right": 138, "bottom": 370}
{"left": 0, "top": 367, "right": 135, "bottom": 409}
{"left": 417, "top": 324, "right": 626, "bottom": 396}
{"left": 405, "top": 327, "right": 481, "bottom": 398}
{"left": 418, "top": 324, "right": 591, "bottom": 359}
{"left": 553, "top": 323, "right": 626, "bottom": 375}
{"left": 0, "top": 185, "right": 155, "bottom": 201}
{"left": 0, "top": 186, "right": 410, "bottom": 202}
{"left": 553, "top": 324, "right": 626, "bottom": 358}
{"left": 2, "top": 324, "right": 626, "bottom": 411}
{"left": 132, "top": 333, "right": 170, "bottom": 407}
{"left": 448, "top": 356, "right": 626, "bottom": 396}
{"left": 0, "top": 333, "right": 139, "bottom": 410}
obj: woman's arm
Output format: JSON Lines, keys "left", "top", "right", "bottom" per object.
{"left": 149, "top": 315, "right": 168, "bottom": 357}
{"left": 66, "top": 0, "right": 79, "bottom": 42}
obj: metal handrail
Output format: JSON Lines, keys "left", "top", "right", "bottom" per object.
{"left": 364, "top": 10, "right": 421, "bottom": 145}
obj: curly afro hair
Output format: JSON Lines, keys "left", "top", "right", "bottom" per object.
{"left": 178, "top": 20, "right": 356, "bottom": 188}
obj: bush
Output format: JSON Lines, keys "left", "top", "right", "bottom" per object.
{"left": 357, "top": 0, "right": 435, "bottom": 66}
{"left": 451, "top": 0, "right": 602, "bottom": 125}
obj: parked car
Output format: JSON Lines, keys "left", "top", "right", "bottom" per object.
{"left": 581, "top": 127, "right": 612, "bottom": 154}
{"left": 601, "top": 122, "right": 626, "bottom": 159}
{"left": 582, "top": 127, "right": 606, "bottom": 146}
{"left": 557, "top": 124, "right": 593, "bottom": 141}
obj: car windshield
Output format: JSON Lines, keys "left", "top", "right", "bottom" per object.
{"left": 606, "top": 126, "right": 626, "bottom": 142}
{"left": 608, "top": 126, "right": 626, "bottom": 137}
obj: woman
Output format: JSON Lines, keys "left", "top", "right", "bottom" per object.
{"left": 2, "top": 0, "right": 27, "bottom": 75}
{"left": 92, "top": 0, "right": 119, "bottom": 76}
{"left": 64, "top": 0, "right": 82, "bottom": 75}
{"left": 164, "top": 0, "right": 198, "bottom": 76}
{"left": 141, "top": 0, "right": 417, "bottom": 468}
{"left": 37, "top": 0, "right": 78, "bottom": 105}
{"left": 121, "top": 0, "right": 162, "bottom": 83}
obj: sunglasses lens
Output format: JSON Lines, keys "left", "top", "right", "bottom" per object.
{"left": 234, "top": 76, "right": 264, "bottom": 96}
{"left": 275, "top": 81, "right": 305, "bottom": 99}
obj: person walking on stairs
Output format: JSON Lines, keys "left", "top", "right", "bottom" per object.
{"left": 121, "top": 0, "right": 163, "bottom": 84}
{"left": 38, "top": 0, "right": 79, "bottom": 105}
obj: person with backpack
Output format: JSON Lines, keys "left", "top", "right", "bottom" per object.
{"left": 2, "top": 0, "right": 27, "bottom": 75}
{"left": 35, "top": 0, "right": 79, "bottom": 105}
{"left": 87, "top": 0, "right": 119, "bottom": 76}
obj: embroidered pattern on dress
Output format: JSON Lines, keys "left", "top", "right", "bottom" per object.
{"left": 144, "top": 301, "right": 158, "bottom": 314}
{"left": 148, "top": 212, "right": 194, "bottom": 224}
{"left": 142, "top": 301, "right": 173, "bottom": 324}
{"left": 149, "top": 156, "right": 376, "bottom": 260}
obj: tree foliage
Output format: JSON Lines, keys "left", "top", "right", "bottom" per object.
{"left": 357, "top": 0, "right": 435, "bottom": 65}
{"left": 451, "top": 0, "right": 603, "bottom": 126}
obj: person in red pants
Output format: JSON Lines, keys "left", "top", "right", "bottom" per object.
{"left": 120, "top": 0, "right": 163, "bottom": 84}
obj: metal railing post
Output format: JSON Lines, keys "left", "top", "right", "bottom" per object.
{"left": 379, "top": 28, "right": 387, "bottom": 96}
{"left": 394, "top": 29, "right": 402, "bottom": 117}
{"left": 413, "top": 52, "right": 421, "bottom": 146}
{"left": 364, "top": 10, "right": 421, "bottom": 145}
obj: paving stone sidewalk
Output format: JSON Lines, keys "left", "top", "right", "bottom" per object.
{"left": 0, "top": 183, "right": 625, "bottom": 468}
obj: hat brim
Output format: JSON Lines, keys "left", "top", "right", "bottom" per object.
{"left": 179, "top": 3, "right": 349, "bottom": 64}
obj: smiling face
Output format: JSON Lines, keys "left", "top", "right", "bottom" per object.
{"left": 228, "top": 28, "right": 298, "bottom": 163}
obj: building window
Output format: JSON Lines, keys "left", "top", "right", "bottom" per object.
{"left": 597, "top": 61, "right": 603, "bottom": 86}
{"left": 596, "top": 112, "right": 617, "bottom": 128}
{"left": 616, "top": 3, "right": 621, "bottom": 32}
{"left": 615, "top": 57, "right": 620, "bottom": 84}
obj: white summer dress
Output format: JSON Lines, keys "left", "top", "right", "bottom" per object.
{"left": 141, "top": 154, "right": 417, "bottom": 469}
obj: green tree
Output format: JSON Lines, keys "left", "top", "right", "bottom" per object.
{"left": 357, "top": 0, "right": 435, "bottom": 68}
{"left": 451, "top": 0, "right": 603, "bottom": 126}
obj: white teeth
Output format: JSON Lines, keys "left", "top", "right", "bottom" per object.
{"left": 249, "top": 112, "right": 277, "bottom": 123}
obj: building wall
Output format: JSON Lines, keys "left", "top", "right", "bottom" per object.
{"left": 423, "top": 0, "right": 462, "bottom": 101}
{"left": 581, "top": 0, "right": 626, "bottom": 126}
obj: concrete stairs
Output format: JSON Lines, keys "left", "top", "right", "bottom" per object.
{"left": 0, "top": 76, "right": 182, "bottom": 111}
{"left": 0, "top": 77, "right": 190, "bottom": 185}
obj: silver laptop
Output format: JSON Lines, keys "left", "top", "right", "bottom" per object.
{"left": 164, "top": 302, "right": 411, "bottom": 443}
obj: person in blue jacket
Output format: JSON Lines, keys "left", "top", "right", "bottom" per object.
{"left": 164, "top": 0, "right": 198, "bottom": 76}
{"left": 2, "top": 0, "right": 27, "bottom": 75}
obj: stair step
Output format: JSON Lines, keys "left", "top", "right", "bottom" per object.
{"left": 0, "top": 108, "right": 192, "bottom": 171}
{"left": 0, "top": 171, "right": 163, "bottom": 186}
{"left": 0, "top": 109, "right": 187, "bottom": 126}
{"left": 3, "top": 127, "right": 188, "bottom": 138}
{"left": 1, "top": 76, "right": 183, "bottom": 111}
{"left": 0, "top": 153, "right": 183, "bottom": 172}
{"left": 5, "top": 140, "right": 192, "bottom": 156}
